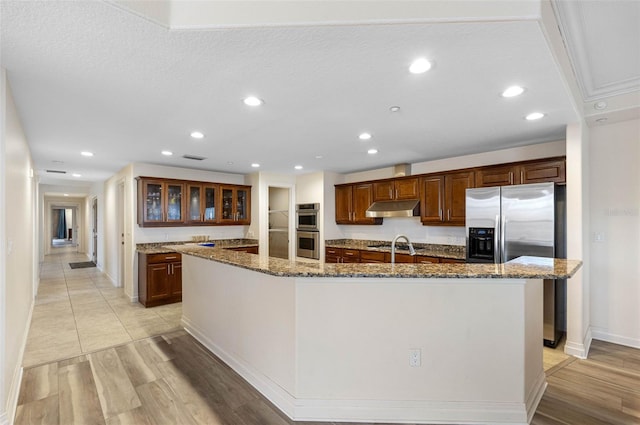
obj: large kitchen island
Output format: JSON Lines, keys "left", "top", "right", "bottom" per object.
{"left": 170, "top": 244, "right": 581, "bottom": 425}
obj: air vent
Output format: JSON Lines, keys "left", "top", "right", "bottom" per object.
{"left": 182, "top": 154, "right": 206, "bottom": 161}
{"left": 46, "top": 169, "right": 67, "bottom": 174}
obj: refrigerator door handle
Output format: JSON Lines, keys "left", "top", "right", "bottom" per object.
{"left": 500, "top": 215, "right": 507, "bottom": 263}
{"left": 494, "top": 214, "right": 500, "bottom": 264}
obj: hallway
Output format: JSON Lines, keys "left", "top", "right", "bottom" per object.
{"left": 23, "top": 251, "right": 181, "bottom": 367}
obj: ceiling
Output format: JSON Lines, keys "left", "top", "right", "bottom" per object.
{"left": 1, "top": 1, "right": 638, "bottom": 191}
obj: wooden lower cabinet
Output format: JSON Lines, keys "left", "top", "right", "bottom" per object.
{"left": 326, "top": 247, "right": 462, "bottom": 264}
{"left": 226, "top": 246, "right": 259, "bottom": 254}
{"left": 138, "top": 252, "right": 182, "bottom": 307}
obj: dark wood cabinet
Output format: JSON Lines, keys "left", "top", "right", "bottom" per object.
{"left": 421, "top": 171, "right": 474, "bottom": 226}
{"left": 226, "top": 246, "right": 259, "bottom": 254}
{"left": 359, "top": 250, "right": 386, "bottom": 263}
{"left": 219, "top": 185, "right": 251, "bottom": 225}
{"left": 325, "top": 247, "right": 343, "bottom": 263}
{"left": 138, "top": 252, "right": 182, "bottom": 307}
{"left": 415, "top": 256, "right": 440, "bottom": 264}
{"left": 326, "top": 247, "right": 463, "bottom": 264}
{"left": 334, "top": 183, "right": 382, "bottom": 225}
{"left": 138, "top": 179, "right": 185, "bottom": 226}
{"left": 373, "top": 177, "right": 419, "bottom": 201}
{"left": 138, "top": 177, "right": 251, "bottom": 227}
{"left": 519, "top": 159, "right": 566, "bottom": 184}
{"left": 475, "top": 165, "right": 517, "bottom": 187}
{"left": 186, "top": 183, "right": 218, "bottom": 224}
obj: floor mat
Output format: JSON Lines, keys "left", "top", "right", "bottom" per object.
{"left": 69, "top": 261, "right": 96, "bottom": 269}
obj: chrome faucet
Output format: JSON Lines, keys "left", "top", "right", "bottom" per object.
{"left": 391, "top": 234, "right": 416, "bottom": 264}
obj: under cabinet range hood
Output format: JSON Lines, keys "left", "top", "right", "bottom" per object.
{"left": 365, "top": 199, "right": 420, "bottom": 218}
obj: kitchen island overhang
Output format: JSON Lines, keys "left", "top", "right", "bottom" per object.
{"left": 171, "top": 245, "right": 582, "bottom": 425}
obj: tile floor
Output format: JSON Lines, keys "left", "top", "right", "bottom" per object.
{"left": 22, "top": 249, "right": 182, "bottom": 367}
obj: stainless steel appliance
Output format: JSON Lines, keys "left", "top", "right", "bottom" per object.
{"left": 296, "top": 203, "right": 320, "bottom": 231}
{"left": 465, "top": 182, "right": 566, "bottom": 347}
{"left": 296, "top": 230, "right": 319, "bottom": 260}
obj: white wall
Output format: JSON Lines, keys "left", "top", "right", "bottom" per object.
{"left": 589, "top": 118, "right": 640, "bottom": 348}
{"left": 339, "top": 140, "right": 566, "bottom": 245}
{"left": 1, "top": 72, "right": 37, "bottom": 425}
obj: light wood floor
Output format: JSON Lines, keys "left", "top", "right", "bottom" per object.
{"left": 23, "top": 251, "right": 181, "bottom": 367}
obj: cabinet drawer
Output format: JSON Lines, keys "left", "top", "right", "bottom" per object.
{"left": 342, "top": 249, "right": 361, "bottom": 262}
{"left": 385, "top": 253, "right": 415, "bottom": 263}
{"left": 415, "top": 256, "right": 439, "bottom": 264}
{"left": 325, "top": 247, "right": 343, "bottom": 256}
{"left": 146, "top": 253, "right": 181, "bottom": 264}
{"left": 440, "top": 258, "right": 465, "bottom": 264}
{"left": 360, "top": 250, "right": 385, "bottom": 263}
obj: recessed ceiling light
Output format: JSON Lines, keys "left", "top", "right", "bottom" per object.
{"left": 161, "top": 150, "right": 173, "bottom": 156}
{"left": 409, "top": 58, "right": 432, "bottom": 74}
{"left": 315, "top": 155, "right": 323, "bottom": 159}
{"left": 243, "top": 96, "right": 264, "bottom": 106}
{"left": 72, "top": 173, "right": 81, "bottom": 178}
{"left": 251, "top": 163, "right": 260, "bottom": 168}
{"left": 389, "top": 106, "right": 401, "bottom": 112}
{"left": 367, "top": 148, "right": 378, "bottom": 155}
{"left": 525, "top": 112, "right": 545, "bottom": 121}
{"left": 81, "top": 151, "right": 93, "bottom": 157}
{"left": 359, "top": 132, "right": 372, "bottom": 140}
{"left": 294, "top": 165, "right": 303, "bottom": 170}
{"left": 502, "top": 86, "right": 525, "bottom": 98}
{"left": 190, "top": 131, "right": 204, "bottom": 139}
{"left": 227, "top": 161, "right": 234, "bottom": 165}
{"left": 63, "top": 194, "right": 69, "bottom": 197}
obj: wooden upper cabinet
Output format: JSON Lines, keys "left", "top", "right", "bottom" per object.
{"left": 186, "top": 183, "right": 218, "bottom": 224}
{"left": 335, "top": 185, "right": 353, "bottom": 224}
{"left": 445, "top": 172, "right": 474, "bottom": 225}
{"left": 373, "top": 177, "right": 419, "bottom": 201}
{"left": 420, "top": 176, "right": 445, "bottom": 223}
{"left": 219, "top": 185, "right": 251, "bottom": 225}
{"left": 421, "top": 171, "right": 474, "bottom": 226}
{"left": 334, "top": 183, "right": 382, "bottom": 225}
{"left": 519, "top": 159, "right": 566, "bottom": 184}
{"left": 138, "top": 178, "right": 184, "bottom": 226}
{"left": 475, "top": 165, "right": 517, "bottom": 187}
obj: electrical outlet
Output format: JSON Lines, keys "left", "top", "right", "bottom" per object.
{"left": 409, "top": 349, "right": 421, "bottom": 367}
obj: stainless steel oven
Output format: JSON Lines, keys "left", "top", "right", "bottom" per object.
{"left": 296, "top": 230, "right": 319, "bottom": 260}
{"left": 296, "top": 203, "right": 319, "bottom": 231}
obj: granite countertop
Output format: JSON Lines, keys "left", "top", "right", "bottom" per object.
{"left": 169, "top": 244, "right": 582, "bottom": 280}
{"left": 137, "top": 239, "right": 258, "bottom": 255}
{"left": 325, "top": 239, "right": 466, "bottom": 260}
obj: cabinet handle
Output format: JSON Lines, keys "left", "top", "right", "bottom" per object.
{"left": 165, "top": 256, "right": 177, "bottom": 260}
{"left": 509, "top": 172, "right": 514, "bottom": 185}
{"left": 439, "top": 209, "right": 443, "bottom": 220}
{"left": 448, "top": 209, "right": 451, "bottom": 220}
{"left": 521, "top": 170, "right": 524, "bottom": 183}
{"left": 389, "top": 188, "right": 393, "bottom": 198}
{"left": 395, "top": 188, "right": 398, "bottom": 199}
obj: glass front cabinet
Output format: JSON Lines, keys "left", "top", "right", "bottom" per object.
{"left": 219, "top": 185, "right": 251, "bottom": 225}
{"left": 137, "top": 177, "right": 250, "bottom": 227}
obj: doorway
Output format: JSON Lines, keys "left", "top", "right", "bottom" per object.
{"left": 117, "top": 181, "right": 125, "bottom": 288}
{"left": 51, "top": 207, "right": 77, "bottom": 249}
{"left": 268, "top": 187, "right": 290, "bottom": 259}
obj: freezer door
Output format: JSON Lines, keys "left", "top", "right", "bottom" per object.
{"left": 501, "top": 183, "right": 555, "bottom": 261}
{"left": 465, "top": 187, "right": 500, "bottom": 263}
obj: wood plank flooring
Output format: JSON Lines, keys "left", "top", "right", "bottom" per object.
{"left": 14, "top": 330, "right": 640, "bottom": 425}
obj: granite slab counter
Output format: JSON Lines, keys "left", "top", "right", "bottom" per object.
{"left": 169, "top": 244, "right": 582, "bottom": 279}
{"left": 137, "top": 239, "right": 258, "bottom": 255}
{"left": 325, "top": 239, "right": 466, "bottom": 260}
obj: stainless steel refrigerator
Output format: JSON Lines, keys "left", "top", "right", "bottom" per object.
{"left": 465, "top": 182, "right": 566, "bottom": 347}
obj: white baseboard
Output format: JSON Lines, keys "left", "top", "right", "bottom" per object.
{"left": 565, "top": 327, "right": 592, "bottom": 359}
{"left": 182, "top": 316, "right": 534, "bottom": 425}
{"left": 591, "top": 327, "right": 640, "bottom": 349}
{"left": 5, "top": 299, "right": 34, "bottom": 424}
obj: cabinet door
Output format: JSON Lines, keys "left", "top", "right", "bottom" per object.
{"left": 420, "top": 176, "right": 444, "bottom": 223}
{"left": 519, "top": 159, "right": 566, "bottom": 184}
{"left": 342, "top": 248, "right": 361, "bottom": 263}
{"left": 325, "top": 247, "right": 343, "bottom": 263}
{"left": 220, "top": 186, "right": 236, "bottom": 223}
{"left": 395, "top": 177, "right": 419, "bottom": 199}
{"left": 166, "top": 183, "right": 184, "bottom": 222}
{"left": 475, "top": 165, "right": 516, "bottom": 187}
{"left": 171, "top": 262, "right": 182, "bottom": 297}
{"left": 142, "top": 181, "right": 164, "bottom": 223}
{"left": 445, "top": 172, "right": 474, "bottom": 224}
{"left": 235, "top": 187, "right": 250, "bottom": 224}
{"left": 186, "top": 184, "right": 203, "bottom": 223}
{"left": 203, "top": 184, "right": 217, "bottom": 223}
{"left": 353, "top": 183, "right": 380, "bottom": 224}
{"left": 373, "top": 181, "right": 394, "bottom": 201}
{"left": 415, "top": 256, "right": 439, "bottom": 264}
{"left": 147, "top": 264, "right": 171, "bottom": 301}
{"left": 335, "top": 185, "right": 353, "bottom": 224}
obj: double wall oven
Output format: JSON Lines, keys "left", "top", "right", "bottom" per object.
{"left": 296, "top": 203, "right": 320, "bottom": 259}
